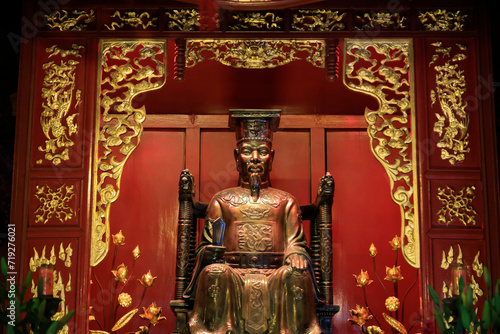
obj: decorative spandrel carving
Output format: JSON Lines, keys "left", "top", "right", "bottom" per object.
{"left": 186, "top": 39, "right": 325, "bottom": 69}
{"left": 228, "top": 12, "right": 283, "bottom": 31}
{"left": 429, "top": 41, "right": 471, "bottom": 165}
{"left": 436, "top": 185, "right": 477, "bottom": 226}
{"left": 292, "top": 10, "right": 346, "bottom": 31}
{"left": 105, "top": 10, "right": 158, "bottom": 30}
{"left": 354, "top": 12, "right": 406, "bottom": 30}
{"left": 91, "top": 40, "right": 166, "bottom": 266}
{"left": 344, "top": 39, "right": 419, "bottom": 268}
{"left": 418, "top": 9, "right": 467, "bottom": 31}
{"left": 34, "top": 184, "right": 75, "bottom": 224}
{"left": 166, "top": 9, "right": 200, "bottom": 31}
{"left": 45, "top": 9, "right": 95, "bottom": 31}
{"left": 37, "top": 44, "right": 83, "bottom": 165}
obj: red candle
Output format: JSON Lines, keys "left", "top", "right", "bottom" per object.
{"left": 40, "top": 264, "right": 54, "bottom": 296}
{"left": 451, "top": 263, "right": 466, "bottom": 295}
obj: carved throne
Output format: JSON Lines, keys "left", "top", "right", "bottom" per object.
{"left": 170, "top": 169, "right": 339, "bottom": 334}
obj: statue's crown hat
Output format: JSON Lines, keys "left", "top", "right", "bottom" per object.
{"left": 229, "top": 109, "right": 281, "bottom": 144}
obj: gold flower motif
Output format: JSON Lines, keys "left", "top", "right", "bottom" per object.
{"left": 389, "top": 235, "right": 401, "bottom": 250}
{"left": 369, "top": 243, "right": 378, "bottom": 257}
{"left": 384, "top": 266, "right": 403, "bottom": 282}
{"left": 139, "top": 302, "right": 166, "bottom": 326}
{"left": 118, "top": 292, "right": 132, "bottom": 307}
{"left": 367, "top": 325, "right": 385, "bottom": 334}
{"left": 112, "top": 230, "right": 125, "bottom": 245}
{"left": 112, "top": 263, "right": 128, "bottom": 283}
{"left": 348, "top": 305, "right": 373, "bottom": 327}
{"left": 353, "top": 269, "right": 373, "bottom": 287}
{"left": 138, "top": 270, "right": 157, "bottom": 287}
{"left": 385, "top": 296, "right": 400, "bottom": 311}
{"left": 132, "top": 245, "right": 141, "bottom": 260}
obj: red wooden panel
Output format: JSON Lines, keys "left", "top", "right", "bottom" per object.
{"left": 89, "top": 129, "right": 185, "bottom": 333}
{"left": 30, "top": 38, "right": 88, "bottom": 169}
{"left": 25, "top": 237, "right": 80, "bottom": 334}
{"left": 199, "top": 129, "right": 239, "bottom": 202}
{"left": 28, "top": 178, "right": 81, "bottom": 227}
{"left": 326, "top": 130, "right": 421, "bottom": 334}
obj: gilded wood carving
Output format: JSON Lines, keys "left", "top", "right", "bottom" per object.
{"left": 344, "top": 39, "right": 419, "bottom": 268}
{"left": 91, "top": 40, "right": 166, "bottom": 266}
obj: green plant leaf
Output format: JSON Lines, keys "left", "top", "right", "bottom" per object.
{"left": 466, "top": 285, "right": 474, "bottom": 312}
{"left": 1, "top": 257, "right": 7, "bottom": 277}
{"left": 37, "top": 278, "right": 44, "bottom": 298}
{"left": 482, "top": 299, "right": 491, "bottom": 330}
{"left": 434, "top": 305, "right": 447, "bottom": 333}
{"left": 459, "top": 303, "right": 471, "bottom": 330}
{"left": 46, "top": 321, "right": 59, "bottom": 334}
{"left": 20, "top": 270, "right": 32, "bottom": 302}
{"left": 6, "top": 324, "right": 14, "bottom": 334}
{"left": 484, "top": 266, "right": 492, "bottom": 294}
{"left": 428, "top": 285, "right": 441, "bottom": 306}
{"left": 58, "top": 309, "right": 75, "bottom": 327}
{"left": 459, "top": 276, "right": 465, "bottom": 295}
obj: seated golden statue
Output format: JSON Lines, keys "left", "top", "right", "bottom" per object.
{"left": 171, "top": 110, "right": 338, "bottom": 334}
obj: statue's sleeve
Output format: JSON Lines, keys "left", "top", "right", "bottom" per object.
{"left": 283, "top": 196, "right": 311, "bottom": 262}
{"left": 183, "top": 195, "right": 222, "bottom": 298}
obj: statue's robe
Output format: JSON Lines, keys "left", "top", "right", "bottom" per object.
{"left": 184, "top": 185, "right": 323, "bottom": 334}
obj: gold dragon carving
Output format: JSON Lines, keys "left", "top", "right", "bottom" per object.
{"left": 344, "top": 39, "right": 419, "bottom": 268}
{"left": 45, "top": 9, "right": 95, "bottom": 31}
{"left": 429, "top": 41, "right": 470, "bottom": 165}
{"left": 229, "top": 12, "right": 283, "bottom": 30}
{"left": 418, "top": 9, "right": 467, "bottom": 32}
{"left": 37, "top": 44, "right": 83, "bottom": 165}
{"left": 29, "top": 243, "right": 73, "bottom": 334}
{"left": 91, "top": 40, "right": 166, "bottom": 266}
{"left": 166, "top": 9, "right": 200, "bottom": 31}
{"left": 355, "top": 12, "right": 406, "bottom": 30}
{"left": 292, "top": 9, "right": 346, "bottom": 31}
{"left": 105, "top": 10, "right": 158, "bottom": 30}
{"left": 186, "top": 39, "right": 325, "bottom": 69}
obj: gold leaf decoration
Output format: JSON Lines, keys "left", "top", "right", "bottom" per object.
{"left": 186, "top": 39, "right": 325, "bottom": 69}
{"left": 292, "top": 9, "right": 346, "bottom": 31}
{"left": 111, "top": 308, "right": 139, "bottom": 331}
{"left": 355, "top": 12, "right": 406, "bottom": 30}
{"left": 418, "top": 9, "right": 467, "bottom": 31}
{"left": 37, "top": 44, "right": 83, "bottom": 165}
{"left": 229, "top": 12, "right": 283, "bottom": 31}
{"left": 429, "top": 41, "right": 471, "bottom": 164}
{"left": 166, "top": 9, "right": 200, "bottom": 31}
{"left": 383, "top": 312, "right": 408, "bottom": 334}
{"left": 34, "top": 185, "right": 75, "bottom": 224}
{"left": 436, "top": 185, "right": 477, "bottom": 226}
{"left": 91, "top": 40, "right": 166, "bottom": 266}
{"left": 344, "top": 39, "right": 419, "bottom": 268}
{"left": 45, "top": 9, "right": 95, "bottom": 31}
{"left": 105, "top": 11, "right": 158, "bottom": 30}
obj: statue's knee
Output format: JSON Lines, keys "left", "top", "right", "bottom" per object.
{"left": 201, "top": 263, "right": 232, "bottom": 279}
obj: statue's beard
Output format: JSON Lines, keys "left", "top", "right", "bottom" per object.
{"left": 249, "top": 173, "right": 261, "bottom": 201}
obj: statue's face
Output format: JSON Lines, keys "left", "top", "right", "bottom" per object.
{"left": 235, "top": 141, "right": 274, "bottom": 183}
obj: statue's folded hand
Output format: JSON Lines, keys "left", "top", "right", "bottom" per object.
{"left": 285, "top": 254, "right": 308, "bottom": 271}
{"left": 203, "top": 245, "right": 226, "bottom": 264}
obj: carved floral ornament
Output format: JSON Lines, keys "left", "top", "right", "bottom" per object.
{"left": 344, "top": 39, "right": 419, "bottom": 268}
{"left": 91, "top": 40, "right": 166, "bottom": 266}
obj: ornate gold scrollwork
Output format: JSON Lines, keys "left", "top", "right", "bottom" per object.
{"left": 45, "top": 9, "right": 95, "bottom": 31}
{"left": 355, "top": 12, "right": 406, "bottom": 30}
{"left": 105, "top": 10, "right": 158, "bottom": 30}
{"left": 436, "top": 185, "right": 477, "bottom": 226}
{"left": 292, "top": 9, "right": 346, "bottom": 31}
{"left": 34, "top": 184, "right": 75, "bottom": 224}
{"left": 37, "top": 44, "right": 83, "bottom": 165}
{"left": 166, "top": 9, "right": 200, "bottom": 31}
{"left": 186, "top": 39, "right": 325, "bottom": 69}
{"left": 91, "top": 40, "right": 166, "bottom": 266}
{"left": 418, "top": 9, "right": 467, "bottom": 31}
{"left": 29, "top": 244, "right": 73, "bottom": 333}
{"left": 344, "top": 39, "right": 419, "bottom": 268}
{"left": 229, "top": 12, "right": 283, "bottom": 30}
{"left": 429, "top": 41, "right": 470, "bottom": 165}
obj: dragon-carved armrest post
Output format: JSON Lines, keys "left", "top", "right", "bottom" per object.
{"left": 311, "top": 173, "right": 338, "bottom": 334}
{"left": 170, "top": 169, "right": 197, "bottom": 334}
